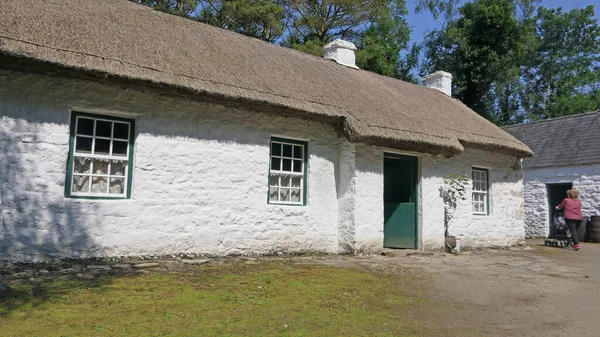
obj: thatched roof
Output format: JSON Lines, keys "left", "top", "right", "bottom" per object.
{"left": 505, "top": 111, "right": 600, "bottom": 169}
{"left": 0, "top": 0, "right": 532, "bottom": 157}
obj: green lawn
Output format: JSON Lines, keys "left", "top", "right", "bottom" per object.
{"left": 1, "top": 261, "right": 431, "bottom": 336}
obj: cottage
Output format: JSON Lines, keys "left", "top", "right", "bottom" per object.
{"left": 505, "top": 111, "right": 600, "bottom": 238}
{"left": 0, "top": 0, "right": 532, "bottom": 261}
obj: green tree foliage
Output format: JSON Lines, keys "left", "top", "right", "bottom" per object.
{"left": 355, "top": 1, "right": 419, "bottom": 82}
{"left": 131, "top": 0, "right": 200, "bottom": 17}
{"left": 282, "top": 0, "right": 389, "bottom": 52}
{"left": 521, "top": 6, "right": 600, "bottom": 120}
{"left": 421, "top": 0, "right": 526, "bottom": 120}
{"left": 199, "top": 0, "right": 286, "bottom": 42}
{"left": 283, "top": 0, "right": 417, "bottom": 81}
{"left": 420, "top": 0, "right": 600, "bottom": 124}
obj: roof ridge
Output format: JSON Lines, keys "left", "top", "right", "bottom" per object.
{"left": 504, "top": 110, "right": 600, "bottom": 129}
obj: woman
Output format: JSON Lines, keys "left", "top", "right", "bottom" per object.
{"left": 556, "top": 189, "right": 583, "bottom": 251}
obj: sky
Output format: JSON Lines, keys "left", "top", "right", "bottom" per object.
{"left": 405, "top": 0, "right": 600, "bottom": 45}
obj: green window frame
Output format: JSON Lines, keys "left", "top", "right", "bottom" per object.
{"left": 65, "top": 111, "right": 135, "bottom": 199}
{"left": 472, "top": 167, "right": 489, "bottom": 215}
{"left": 268, "top": 137, "right": 308, "bottom": 206}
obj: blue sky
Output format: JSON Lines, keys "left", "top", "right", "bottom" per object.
{"left": 406, "top": 0, "right": 600, "bottom": 45}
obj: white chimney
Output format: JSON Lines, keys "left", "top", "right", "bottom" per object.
{"left": 422, "top": 71, "right": 453, "bottom": 96}
{"left": 323, "top": 39, "right": 359, "bottom": 69}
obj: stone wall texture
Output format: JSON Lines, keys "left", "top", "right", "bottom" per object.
{"left": 523, "top": 165, "right": 600, "bottom": 238}
{"left": 0, "top": 70, "right": 525, "bottom": 261}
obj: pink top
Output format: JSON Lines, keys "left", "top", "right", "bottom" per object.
{"left": 557, "top": 198, "right": 583, "bottom": 220}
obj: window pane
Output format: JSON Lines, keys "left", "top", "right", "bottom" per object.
{"left": 293, "top": 146, "right": 303, "bottom": 159}
{"left": 113, "top": 123, "right": 129, "bottom": 140}
{"left": 283, "top": 144, "right": 293, "bottom": 157}
{"left": 73, "top": 157, "right": 91, "bottom": 174}
{"left": 271, "top": 142, "right": 281, "bottom": 156}
{"left": 94, "top": 139, "right": 110, "bottom": 155}
{"left": 96, "top": 120, "right": 112, "bottom": 137}
{"left": 282, "top": 159, "right": 292, "bottom": 171}
{"left": 75, "top": 137, "right": 92, "bottom": 154}
{"left": 110, "top": 160, "right": 127, "bottom": 176}
{"left": 291, "top": 176, "right": 301, "bottom": 188}
{"left": 270, "top": 175, "right": 280, "bottom": 187}
{"left": 72, "top": 175, "right": 90, "bottom": 193}
{"left": 77, "top": 118, "right": 94, "bottom": 135}
{"left": 109, "top": 177, "right": 124, "bottom": 194}
{"left": 280, "top": 188, "right": 290, "bottom": 202}
{"left": 93, "top": 159, "right": 109, "bottom": 175}
{"left": 91, "top": 176, "right": 108, "bottom": 193}
{"left": 271, "top": 157, "right": 281, "bottom": 171}
{"left": 281, "top": 176, "right": 291, "bottom": 187}
{"left": 112, "top": 141, "right": 128, "bottom": 157}
{"left": 293, "top": 160, "right": 302, "bottom": 173}
{"left": 291, "top": 189, "right": 301, "bottom": 203}
{"left": 269, "top": 188, "right": 279, "bottom": 202}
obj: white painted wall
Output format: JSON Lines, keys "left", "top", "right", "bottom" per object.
{"left": 0, "top": 70, "right": 526, "bottom": 261}
{"left": 0, "top": 71, "right": 343, "bottom": 261}
{"left": 420, "top": 149, "right": 526, "bottom": 249}
{"left": 523, "top": 164, "right": 600, "bottom": 238}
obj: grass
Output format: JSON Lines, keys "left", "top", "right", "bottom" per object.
{"left": 0, "top": 261, "right": 432, "bottom": 337}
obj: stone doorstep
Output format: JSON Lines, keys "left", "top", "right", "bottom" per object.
{"left": 181, "top": 259, "right": 210, "bottom": 265}
{"left": 86, "top": 265, "right": 112, "bottom": 270}
{"left": 132, "top": 263, "right": 160, "bottom": 269}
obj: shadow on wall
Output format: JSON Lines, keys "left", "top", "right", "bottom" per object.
{"left": 0, "top": 118, "right": 98, "bottom": 261}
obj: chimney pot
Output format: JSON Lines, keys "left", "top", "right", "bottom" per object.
{"left": 422, "top": 71, "right": 453, "bottom": 96}
{"left": 323, "top": 39, "right": 359, "bottom": 69}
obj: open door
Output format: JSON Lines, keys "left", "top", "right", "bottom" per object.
{"left": 547, "top": 182, "right": 572, "bottom": 227}
{"left": 383, "top": 154, "right": 418, "bottom": 249}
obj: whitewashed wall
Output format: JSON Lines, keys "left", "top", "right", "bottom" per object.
{"left": 523, "top": 164, "right": 600, "bottom": 238}
{"left": 0, "top": 71, "right": 343, "bottom": 261}
{"left": 419, "top": 149, "right": 526, "bottom": 249}
{"left": 0, "top": 70, "right": 526, "bottom": 261}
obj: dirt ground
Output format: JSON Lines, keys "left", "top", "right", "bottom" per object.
{"left": 316, "top": 239, "right": 600, "bottom": 336}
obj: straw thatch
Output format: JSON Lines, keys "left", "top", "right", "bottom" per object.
{"left": 0, "top": 0, "right": 532, "bottom": 157}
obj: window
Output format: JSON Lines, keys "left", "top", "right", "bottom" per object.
{"left": 65, "top": 112, "right": 135, "bottom": 199}
{"left": 472, "top": 168, "right": 489, "bottom": 215}
{"left": 268, "top": 137, "right": 307, "bottom": 205}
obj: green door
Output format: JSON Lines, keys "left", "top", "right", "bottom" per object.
{"left": 384, "top": 154, "right": 418, "bottom": 249}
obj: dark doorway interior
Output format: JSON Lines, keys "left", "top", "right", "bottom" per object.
{"left": 547, "top": 182, "right": 573, "bottom": 226}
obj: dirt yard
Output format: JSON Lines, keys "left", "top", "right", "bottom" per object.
{"left": 317, "top": 239, "right": 600, "bottom": 336}
{"left": 1, "top": 240, "right": 598, "bottom": 336}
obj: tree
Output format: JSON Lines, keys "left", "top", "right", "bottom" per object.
{"left": 282, "top": 0, "right": 389, "bottom": 54}
{"left": 130, "top": 0, "right": 200, "bottom": 17}
{"left": 521, "top": 6, "right": 600, "bottom": 120}
{"left": 421, "top": 0, "right": 528, "bottom": 120}
{"left": 199, "top": 0, "right": 286, "bottom": 42}
{"left": 355, "top": 0, "right": 418, "bottom": 82}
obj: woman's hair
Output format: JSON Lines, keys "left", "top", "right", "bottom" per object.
{"left": 567, "top": 189, "right": 580, "bottom": 199}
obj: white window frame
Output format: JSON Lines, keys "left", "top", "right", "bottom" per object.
{"left": 268, "top": 138, "right": 307, "bottom": 206}
{"left": 66, "top": 112, "right": 134, "bottom": 199}
{"left": 472, "top": 167, "right": 489, "bottom": 215}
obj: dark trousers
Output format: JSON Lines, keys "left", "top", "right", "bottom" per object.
{"left": 566, "top": 219, "right": 582, "bottom": 245}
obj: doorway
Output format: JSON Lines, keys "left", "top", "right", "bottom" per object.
{"left": 383, "top": 154, "right": 418, "bottom": 249}
{"left": 547, "top": 182, "right": 572, "bottom": 226}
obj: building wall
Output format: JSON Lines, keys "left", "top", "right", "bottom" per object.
{"left": 0, "top": 71, "right": 344, "bottom": 261}
{"left": 419, "top": 149, "right": 525, "bottom": 249}
{"left": 0, "top": 70, "right": 526, "bottom": 261}
{"left": 523, "top": 164, "right": 600, "bottom": 238}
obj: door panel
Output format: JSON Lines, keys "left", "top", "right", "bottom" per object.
{"left": 383, "top": 155, "right": 418, "bottom": 249}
